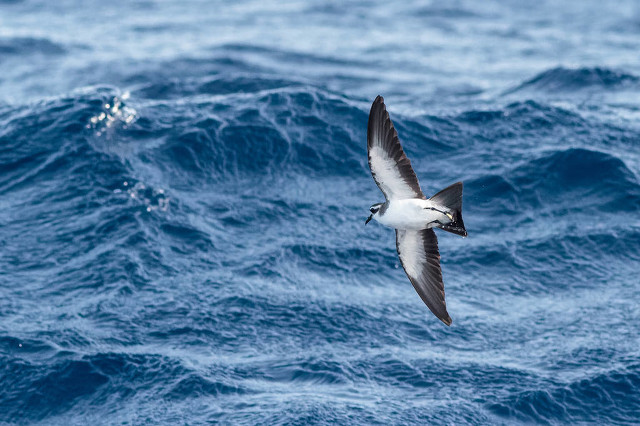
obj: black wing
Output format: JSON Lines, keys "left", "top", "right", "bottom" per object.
{"left": 367, "top": 95, "right": 425, "bottom": 201}
{"left": 396, "top": 228, "right": 452, "bottom": 325}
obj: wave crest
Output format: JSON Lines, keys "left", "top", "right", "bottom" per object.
{"left": 488, "top": 363, "right": 640, "bottom": 423}
{"left": 507, "top": 66, "right": 639, "bottom": 94}
{"left": 468, "top": 148, "right": 640, "bottom": 214}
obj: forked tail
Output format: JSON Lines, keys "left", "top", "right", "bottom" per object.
{"left": 430, "top": 181, "right": 467, "bottom": 237}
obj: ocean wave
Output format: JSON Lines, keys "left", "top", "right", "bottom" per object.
{"left": 461, "top": 227, "right": 640, "bottom": 296}
{"left": 0, "top": 351, "right": 245, "bottom": 423}
{"left": 457, "top": 100, "right": 586, "bottom": 133}
{"left": 0, "top": 356, "right": 108, "bottom": 422}
{"left": 0, "top": 36, "right": 66, "bottom": 57}
{"left": 134, "top": 74, "right": 300, "bottom": 100}
{"left": 414, "top": 5, "right": 480, "bottom": 19}
{"left": 2, "top": 0, "right": 640, "bottom": 423}
{"left": 216, "top": 43, "right": 369, "bottom": 68}
{"left": 15, "top": 79, "right": 636, "bottom": 199}
{"left": 506, "top": 66, "right": 640, "bottom": 94}
{"left": 0, "top": 88, "right": 132, "bottom": 196}
{"left": 138, "top": 88, "right": 368, "bottom": 184}
{"left": 1, "top": 66, "right": 639, "bottom": 426}
{"left": 467, "top": 148, "right": 640, "bottom": 215}
{"left": 488, "top": 363, "right": 640, "bottom": 423}
{"left": 242, "top": 243, "right": 396, "bottom": 279}
{"left": 164, "top": 373, "right": 246, "bottom": 400}
{"left": 118, "top": 43, "right": 370, "bottom": 102}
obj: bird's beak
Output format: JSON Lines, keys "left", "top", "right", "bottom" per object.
{"left": 365, "top": 214, "right": 373, "bottom": 225}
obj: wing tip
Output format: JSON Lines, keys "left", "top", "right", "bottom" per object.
{"left": 368, "top": 95, "right": 390, "bottom": 150}
{"left": 440, "top": 314, "right": 453, "bottom": 326}
{"left": 369, "top": 95, "right": 386, "bottom": 119}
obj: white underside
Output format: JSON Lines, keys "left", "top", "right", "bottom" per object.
{"left": 369, "top": 146, "right": 422, "bottom": 200}
{"left": 374, "top": 198, "right": 452, "bottom": 230}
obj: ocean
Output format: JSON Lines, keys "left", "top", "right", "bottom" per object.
{"left": 1, "top": 0, "right": 640, "bottom": 424}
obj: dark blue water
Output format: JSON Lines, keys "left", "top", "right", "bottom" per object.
{"left": 1, "top": 1, "right": 640, "bottom": 424}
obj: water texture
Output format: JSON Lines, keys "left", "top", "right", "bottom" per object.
{"left": 1, "top": 0, "right": 639, "bottom": 424}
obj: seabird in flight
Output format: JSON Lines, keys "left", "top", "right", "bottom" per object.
{"left": 365, "top": 95, "right": 467, "bottom": 326}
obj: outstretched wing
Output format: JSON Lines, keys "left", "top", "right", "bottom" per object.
{"left": 396, "top": 228, "right": 452, "bottom": 325}
{"left": 367, "top": 95, "right": 425, "bottom": 201}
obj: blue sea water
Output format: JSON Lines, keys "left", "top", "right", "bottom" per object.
{"left": 1, "top": 0, "right": 640, "bottom": 424}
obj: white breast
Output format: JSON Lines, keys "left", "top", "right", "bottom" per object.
{"left": 375, "top": 199, "right": 450, "bottom": 230}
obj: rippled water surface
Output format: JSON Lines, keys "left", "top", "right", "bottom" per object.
{"left": 1, "top": 1, "right": 640, "bottom": 424}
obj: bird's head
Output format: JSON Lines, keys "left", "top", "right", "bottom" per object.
{"left": 365, "top": 203, "right": 384, "bottom": 225}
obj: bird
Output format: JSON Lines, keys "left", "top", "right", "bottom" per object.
{"left": 365, "top": 95, "right": 467, "bottom": 326}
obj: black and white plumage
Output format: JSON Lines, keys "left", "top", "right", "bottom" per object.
{"left": 365, "top": 95, "right": 467, "bottom": 326}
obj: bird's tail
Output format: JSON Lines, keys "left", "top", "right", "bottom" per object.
{"left": 430, "top": 182, "right": 467, "bottom": 237}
